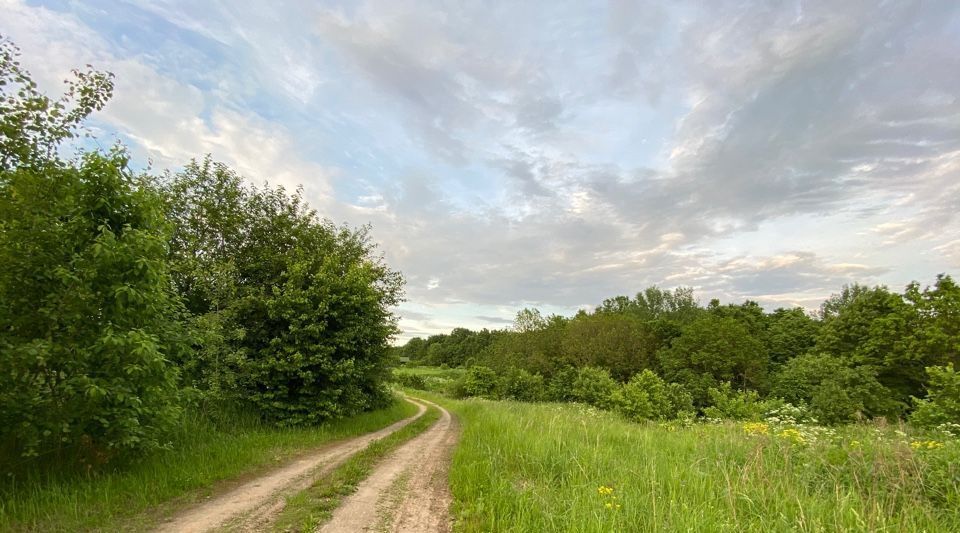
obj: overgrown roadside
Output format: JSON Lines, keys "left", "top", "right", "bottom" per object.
{"left": 153, "top": 399, "right": 427, "bottom": 533}
{"left": 0, "top": 400, "right": 419, "bottom": 533}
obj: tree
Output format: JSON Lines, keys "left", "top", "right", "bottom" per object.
{"left": 815, "top": 285, "right": 919, "bottom": 406}
{"left": 164, "top": 161, "right": 404, "bottom": 424}
{"left": 657, "top": 315, "right": 768, "bottom": 405}
{"left": 765, "top": 307, "right": 820, "bottom": 366}
{"left": 561, "top": 312, "right": 657, "bottom": 380}
{"left": 903, "top": 275, "right": 960, "bottom": 370}
{"left": 771, "top": 353, "right": 900, "bottom": 423}
{"left": 0, "top": 37, "right": 113, "bottom": 171}
{"left": 0, "top": 39, "right": 186, "bottom": 463}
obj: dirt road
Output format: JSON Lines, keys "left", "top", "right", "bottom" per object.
{"left": 154, "top": 400, "right": 427, "bottom": 533}
{"left": 319, "top": 399, "right": 458, "bottom": 533}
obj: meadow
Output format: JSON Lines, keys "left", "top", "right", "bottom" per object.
{"left": 0, "top": 399, "right": 417, "bottom": 532}
{"left": 408, "top": 391, "right": 960, "bottom": 532}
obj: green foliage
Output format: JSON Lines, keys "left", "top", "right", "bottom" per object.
{"left": 570, "top": 366, "right": 618, "bottom": 409}
{"left": 0, "top": 149, "right": 188, "bottom": 461}
{"left": 903, "top": 275, "right": 960, "bottom": 370}
{"left": 0, "top": 37, "right": 113, "bottom": 170}
{"left": 765, "top": 307, "right": 820, "bottom": 366}
{"left": 165, "top": 161, "right": 404, "bottom": 425}
{"left": 394, "top": 372, "right": 428, "bottom": 390}
{"left": 560, "top": 313, "right": 657, "bottom": 381}
{"left": 772, "top": 353, "right": 900, "bottom": 424}
{"left": 497, "top": 367, "right": 546, "bottom": 402}
{"left": 911, "top": 364, "right": 960, "bottom": 428}
{"left": 613, "top": 370, "right": 692, "bottom": 421}
{"left": 702, "top": 382, "right": 775, "bottom": 421}
{"left": 658, "top": 314, "right": 769, "bottom": 405}
{"left": 462, "top": 366, "right": 499, "bottom": 398}
{"left": 815, "top": 285, "right": 919, "bottom": 404}
{"left": 546, "top": 367, "right": 579, "bottom": 402}
{"left": 0, "top": 43, "right": 185, "bottom": 463}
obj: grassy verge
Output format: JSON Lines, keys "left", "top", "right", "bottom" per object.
{"left": 0, "top": 399, "right": 418, "bottom": 532}
{"left": 270, "top": 401, "right": 441, "bottom": 532}
{"left": 412, "top": 392, "right": 959, "bottom": 532}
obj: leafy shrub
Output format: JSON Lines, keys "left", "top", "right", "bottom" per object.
{"left": 462, "top": 366, "right": 499, "bottom": 398}
{"left": 911, "top": 364, "right": 960, "bottom": 428}
{"left": 395, "top": 372, "right": 427, "bottom": 390}
{"left": 498, "top": 368, "right": 546, "bottom": 402}
{"left": 570, "top": 366, "right": 618, "bottom": 409}
{"left": 702, "top": 382, "right": 776, "bottom": 421}
{"left": 547, "top": 367, "right": 579, "bottom": 402}
{"left": 613, "top": 370, "right": 693, "bottom": 421}
{"left": 0, "top": 150, "right": 188, "bottom": 462}
{"left": 772, "top": 353, "right": 902, "bottom": 424}
{"left": 166, "top": 162, "right": 404, "bottom": 426}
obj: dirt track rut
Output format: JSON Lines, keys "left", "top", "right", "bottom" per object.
{"left": 153, "top": 400, "right": 427, "bottom": 533}
{"left": 319, "top": 399, "right": 458, "bottom": 533}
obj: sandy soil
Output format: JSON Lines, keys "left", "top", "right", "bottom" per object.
{"left": 319, "top": 399, "right": 458, "bottom": 533}
{"left": 153, "top": 400, "right": 427, "bottom": 533}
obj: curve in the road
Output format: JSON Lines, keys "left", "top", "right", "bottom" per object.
{"left": 319, "top": 398, "right": 458, "bottom": 533}
{"left": 154, "top": 399, "right": 428, "bottom": 533}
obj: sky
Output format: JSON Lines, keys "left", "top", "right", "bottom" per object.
{"left": 2, "top": 0, "right": 959, "bottom": 342}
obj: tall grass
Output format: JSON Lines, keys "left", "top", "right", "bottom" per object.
{"left": 0, "top": 399, "right": 418, "bottom": 532}
{"left": 436, "top": 397, "right": 959, "bottom": 532}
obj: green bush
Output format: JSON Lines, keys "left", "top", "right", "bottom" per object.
{"left": 166, "top": 162, "right": 404, "bottom": 426}
{"left": 498, "top": 368, "right": 546, "bottom": 402}
{"left": 910, "top": 364, "right": 960, "bottom": 428}
{"left": 0, "top": 44, "right": 189, "bottom": 463}
{"left": 772, "top": 353, "right": 901, "bottom": 424}
{"left": 613, "top": 370, "right": 693, "bottom": 421}
{"left": 395, "top": 373, "right": 427, "bottom": 390}
{"left": 462, "top": 366, "right": 499, "bottom": 398}
{"left": 547, "top": 367, "right": 579, "bottom": 402}
{"left": 702, "top": 382, "right": 774, "bottom": 421}
{"left": 0, "top": 151, "right": 188, "bottom": 462}
{"left": 570, "top": 366, "right": 618, "bottom": 409}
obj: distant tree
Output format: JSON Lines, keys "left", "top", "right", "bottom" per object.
{"left": 513, "top": 308, "right": 548, "bottom": 333}
{"left": 561, "top": 312, "right": 657, "bottom": 380}
{"left": 815, "top": 285, "right": 918, "bottom": 406}
{"left": 765, "top": 307, "right": 820, "bottom": 366}
{"left": 771, "top": 353, "right": 900, "bottom": 423}
{"left": 657, "top": 315, "right": 768, "bottom": 405}
{"left": 903, "top": 275, "right": 960, "bottom": 369}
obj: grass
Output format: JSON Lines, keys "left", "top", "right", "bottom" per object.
{"left": 0, "top": 398, "right": 418, "bottom": 532}
{"left": 270, "top": 401, "right": 441, "bottom": 532}
{"left": 394, "top": 366, "right": 465, "bottom": 379}
{"left": 393, "top": 366, "right": 464, "bottom": 395}
{"left": 410, "top": 392, "right": 960, "bottom": 532}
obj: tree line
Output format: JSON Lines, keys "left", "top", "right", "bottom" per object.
{"left": 0, "top": 39, "right": 403, "bottom": 467}
{"left": 397, "top": 280, "right": 960, "bottom": 426}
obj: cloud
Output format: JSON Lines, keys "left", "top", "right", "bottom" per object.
{"left": 3, "top": 0, "right": 958, "bottom": 341}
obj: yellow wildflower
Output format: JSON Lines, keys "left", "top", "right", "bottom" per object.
{"left": 777, "top": 428, "right": 805, "bottom": 444}
{"left": 742, "top": 422, "right": 769, "bottom": 436}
